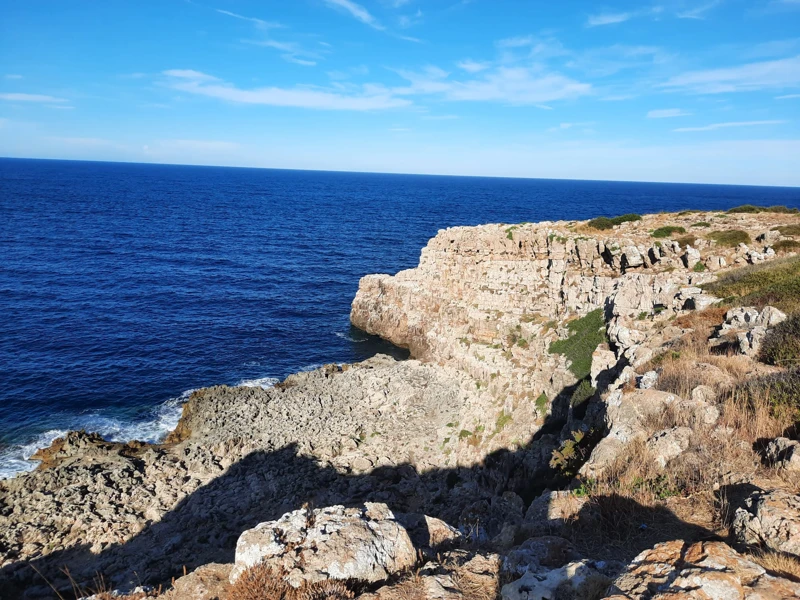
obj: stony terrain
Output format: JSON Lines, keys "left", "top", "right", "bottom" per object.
{"left": 2, "top": 207, "right": 800, "bottom": 600}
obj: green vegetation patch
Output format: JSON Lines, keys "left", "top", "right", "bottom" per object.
{"left": 495, "top": 411, "right": 513, "bottom": 432}
{"left": 702, "top": 255, "right": 800, "bottom": 314}
{"left": 760, "top": 314, "right": 800, "bottom": 368}
{"left": 570, "top": 379, "right": 596, "bottom": 409}
{"left": 727, "top": 204, "right": 799, "bottom": 214}
{"left": 773, "top": 224, "right": 800, "bottom": 236}
{"left": 548, "top": 309, "right": 607, "bottom": 380}
{"left": 535, "top": 393, "right": 548, "bottom": 415}
{"left": 737, "top": 369, "right": 800, "bottom": 421}
{"left": 774, "top": 240, "right": 800, "bottom": 253}
{"left": 506, "top": 226, "right": 518, "bottom": 240}
{"left": 691, "top": 221, "right": 711, "bottom": 228}
{"left": 707, "top": 229, "right": 750, "bottom": 247}
{"left": 652, "top": 226, "right": 687, "bottom": 239}
{"left": 587, "top": 213, "right": 642, "bottom": 231}
{"left": 692, "top": 262, "right": 707, "bottom": 272}
{"left": 676, "top": 234, "right": 698, "bottom": 247}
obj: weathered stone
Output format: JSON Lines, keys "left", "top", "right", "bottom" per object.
{"left": 733, "top": 489, "right": 800, "bottom": 557}
{"left": 230, "top": 503, "right": 417, "bottom": 587}
{"left": 647, "top": 427, "right": 693, "bottom": 469}
{"left": 765, "top": 437, "right": 800, "bottom": 472}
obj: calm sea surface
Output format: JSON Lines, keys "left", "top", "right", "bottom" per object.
{"left": 1, "top": 158, "right": 798, "bottom": 477}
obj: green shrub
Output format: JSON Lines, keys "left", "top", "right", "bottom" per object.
{"left": 708, "top": 230, "right": 750, "bottom": 247}
{"left": 587, "top": 213, "right": 642, "bottom": 230}
{"left": 548, "top": 309, "right": 608, "bottom": 380}
{"left": 676, "top": 234, "right": 698, "bottom": 247}
{"left": 459, "top": 429, "right": 473, "bottom": 439}
{"left": 693, "top": 262, "right": 706, "bottom": 272}
{"left": 773, "top": 224, "right": 800, "bottom": 236}
{"left": 760, "top": 315, "right": 800, "bottom": 368}
{"left": 570, "top": 379, "right": 596, "bottom": 409}
{"left": 702, "top": 255, "right": 800, "bottom": 313}
{"left": 550, "top": 429, "right": 599, "bottom": 477}
{"left": 652, "top": 226, "right": 687, "bottom": 238}
{"left": 692, "top": 221, "right": 711, "bottom": 228}
{"left": 506, "top": 226, "right": 517, "bottom": 240}
{"left": 535, "top": 393, "right": 548, "bottom": 415}
{"left": 495, "top": 411, "right": 513, "bottom": 432}
{"left": 727, "top": 204, "right": 799, "bottom": 214}
{"left": 774, "top": 240, "right": 800, "bottom": 253}
{"left": 737, "top": 369, "right": 800, "bottom": 413}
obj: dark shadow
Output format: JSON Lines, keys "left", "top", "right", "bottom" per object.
{"left": 0, "top": 360, "right": 726, "bottom": 600}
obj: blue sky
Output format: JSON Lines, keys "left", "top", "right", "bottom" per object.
{"left": 1, "top": 0, "right": 799, "bottom": 185}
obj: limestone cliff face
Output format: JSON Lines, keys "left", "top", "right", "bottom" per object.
{"left": 351, "top": 212, "right": 794, "bottom": 453}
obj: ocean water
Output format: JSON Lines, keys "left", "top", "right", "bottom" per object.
{"left": 1, "top": 158, "right": 798, "bottom": 479}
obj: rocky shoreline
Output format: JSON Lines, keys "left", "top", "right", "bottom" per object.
{"left": 2, "top": 208, "right": 800, "bottom": 599}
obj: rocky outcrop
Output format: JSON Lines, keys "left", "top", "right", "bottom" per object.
{"left": 230, "top": 503, "right": 417, "bottom": 586}
{"left": 733, "top": 488, "right": 800, "bottom": 557}
{"left": 710, "top": 306, "right": 787, "bottom": 357}
{"left": 609, "top": 540, "right": 800, "bottom": 599}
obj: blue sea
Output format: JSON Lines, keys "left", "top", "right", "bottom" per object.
{"left": 1, "top": 158, "right": 798, "bottom": 478}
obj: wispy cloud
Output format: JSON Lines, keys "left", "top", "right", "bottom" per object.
{"left": 0, "top": 92, "right": 68, "bottom": 103}
{"left": 162, "top": 70, "right": 409, "bottom": 110}
{"left": 323, "top": 0, "right": 385, "bottom": 30}
{"left": 647, "top": 108, "right": 692, "bottom": 118}
{"left": 677, "top": 1, "right": 723, "bottom": 19}
{"left": 586, "top": 12, "right": 632, "bottom": 27}
{"left": 497, "top": 35, "right": 535, "bottom": 48}
{"left": 776, "top": 93, "right": 800, "bottom": 99}
{"left": 162, "top": 69, "right": 220, "bottom": 82}
{"left": 547, "top": 121, "right": 594, "bottom": 132}
{"left": 216, "top": 9, "right": 282, "bottom": 29}
{"left": 4, "top": 74, "right": 23, "bottom": 80}
{"left": 457, "top": 59, "right": 491, "bottom": 73}
{"left": 674, "top": 120, "right": 786, "bottom": 132}
{"left": 661, "top": 55, "right": 800, "bottom": 93}
{"left": 243, "top": 39, "right": 321, "bottom": 66}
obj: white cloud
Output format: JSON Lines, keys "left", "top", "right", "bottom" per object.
{"left": 244, "top": 39, "right": 321, "bottom": 66}
{"left": 677, "top": 1, "right": 722, "bottom": 19}
{"left": 0, "top": 93, "right": 68, "bottom": 103}
{"left": 647, "top": 108, "right": 692, "bottom": 118}
{"left": 163, "top": 70, "right": 409, "bottom": 110}
{"left": 323, "top": 0, "right": 385, "bottom": 30}
{"left": 4, "top": 74, "right": 23, "bottom": 80}
{"left": 673, "top": 120, "right": 786, "bottom": 132}
{"left": 661, "top": 55, "right": 800, "bottom": 93}
{"left": 497, "top": 35, "right": 535, "bottom": 48}
{"left": 586, "top": 12, "right": 631, "bottom": 27}
{"left": 162, "top": 69, "right": 220, "bottom": 81}
{"left": 216, "top": 9, "right": 282, "bottom": 29}
{"left": 776, "top": 93, "right": 800, "bottom": 99}
{"left": 457, "top": 60, "right": 490, "bottom": 73}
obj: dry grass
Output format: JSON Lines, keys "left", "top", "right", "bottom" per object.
{"left": 228, "top": 565, "right": 354, "bottom": 600}
{"left": 751, "top": 550, "right": 800, "bottom": 582}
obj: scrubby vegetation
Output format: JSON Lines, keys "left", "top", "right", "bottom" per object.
{"left": 676, "top": 234, "right": 698, "bottom": 247}
{"left": 652, "top": 226, "right": 686, "bottom": 238}
{"left": 587, "top": 213, "right": 642, "bottom": 230}
{"left": 727, "top": 204, "right": 799, "bottom": 214}
{"left": 691, "top": 221, "right": 711, "bottom": 228}
{"left": 773, "top": 224, "right": 800, "bottom": 236}
{"left": 692, "top": 262, "right": 706, "bottom": 272}
{"left": 707, "top": 229, "right": 750, "bottom": 247}
{"left": 703, "top": 255, "right": 800, "bottom": 313}
{"left": 548, "top": 309, "right": 607, "bottom": 380}
{"left": 759, "top": 315, "right": 800, "bottom": 368}
{"left": 229, "top": 564, "right": 354, "bottom": 600}
{"left": 774, "top": 240, "right": 800, "bottom": 253}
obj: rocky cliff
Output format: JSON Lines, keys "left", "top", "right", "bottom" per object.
{"left": 2, "top": 208, "right": 800, "bottom": 600}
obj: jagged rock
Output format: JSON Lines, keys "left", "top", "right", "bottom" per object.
{"left": 522, "top": 491, "right": 596, "bottom": 535}
{"left": 682, "top": 246, "right": 700, "bottom": 269}
{"left": 637, "top": 371, "right": 658, "bottom": 390}
{"left": 647, "top": 427, "right": 693, "bottom": 469}
{"left": 610, "top": 540, "right": 800, "bottom": 599}
{"left": 503, "top": 536, "right": 576, "bottom": 576}
{"left": 733, "top": 489, "right": 800, "bottom": 557}
{"left": 501, "top": 560, "right": 613, "bottom": 600}
{"left": 397, "top": 512, "right": 462, "bottom": 552}
{"left": 710, "top": 306, "right": 787, "bottom": 357}
{"left": 690, "top": 384, "right": 716, "bottom": 404}
{"left": 230, "top": 503, "right": 417, "bottom": 587}
{"left": 765, "top": 438, "right": 800, "bottom": 471}
{"left": 590, "top": 346, "right": 618, "bottom": 388}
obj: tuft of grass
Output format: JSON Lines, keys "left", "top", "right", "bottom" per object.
{"left": 707, "top": 229, "right": 750, "bottom": 247}
{"left": 692, "top": 221, "right": 711, "bottom": 228}
{"left": 774, "top": 240, "right": 800, "bottom": 253}
{"left": 676, "top": 234, "right": 698, "bottom": 247}
{"left": 229, "top": 564, "right": 354, "bottom": 600}
{"left": 535, "top": 393, "right": 548, "bottom": 415}
{"left": 773, "top": 224, "right": 800, "bottom": 236}
{"left": 548, "top": 309, "right": 608, "bottom": 380}
{"left": 652, "top": 226, "right": 687, "bottom": 238}
{"left": 759, "top": 315, "right": 800, "bottom": 368}
{"left": 751, "top": 550, "right": 800, "bottom": 582}
{"left": 587, "top": 213, "right": 642, "bottom": 230}
{"left": 727, "top": 204, "right": 799, "bottom": 214}
{"left": 495, "top": 410, "right": 513, "bottom": 432}
{"left": 702, "top": 255, "right": 800, "bottom": 313}
{"left": 692, "top": 262, "right": 707, "bottom": 272}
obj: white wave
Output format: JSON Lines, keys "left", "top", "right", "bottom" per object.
{"left": 0, "top": 390, "right": 192, "bottom": 481}
{"left": 334, "top": 331, "right": 367, "bottom": 343}
{"left": 237, "top": 376, "right": 279, "bottom": 389}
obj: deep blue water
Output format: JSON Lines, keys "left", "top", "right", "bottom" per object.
{"left": 1, "top": 158, "right": 798, "bottom": 477}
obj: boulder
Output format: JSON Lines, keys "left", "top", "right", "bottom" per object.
{"left": 501, "top": 560, "right": 612, "bottom": 600}
{"left": 230, "top": 503, "right": 417, "bottom": 587}
{"left": 647, "top": 427, "right": 693, "bottom": 469}
{"left": 710, "top": 306, "right": 787, "bottom": 357}
{"left": 765, "top": 437, "right": 800, "bottom": 472}
{"left": 610, "top": 540, "right": 800, "bottom": 599}
{"left": 733, "top": 489, "right": 800, "bottom": 557}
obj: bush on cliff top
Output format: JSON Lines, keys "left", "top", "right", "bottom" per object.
{"left": 774, "top": 240, "right": 800, "bottom": 253}
{"left": 727, "top": 204, "right": 799, "bottom": 214}
{"left": 548, "top": 309, "right": 607, "bottom": 380}
{"left": 773, "top": 224, "right": 800, "bottom": 236}
{"left": 652, "top": 226, "right": 686, "bottom": 239}
{"left": 760, "top": 315, "right": 800, "bottom": 368}
{"left": 587, "top": 213, "right": 641, "bottom": 230}
{"left": 707, "top": 229, "right": 750, "bottom": 247}
{"left": 702, "top": 255, "right": 800, "bottom": 314}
